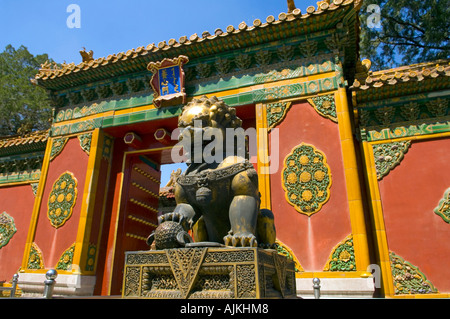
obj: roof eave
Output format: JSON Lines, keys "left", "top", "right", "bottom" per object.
{"left": 34, "top": 0, "right": 361, "bottom": 91}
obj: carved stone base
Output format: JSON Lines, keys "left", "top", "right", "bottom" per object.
{"left": 18, "top": 272, "right": 96, "bottom": 297}
{"left": 122, "top": 247, "right": 296, "bottom": 299}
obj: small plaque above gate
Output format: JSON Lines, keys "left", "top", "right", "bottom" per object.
{"left": 147, "top": 55, "right": 189, "bottom": 108}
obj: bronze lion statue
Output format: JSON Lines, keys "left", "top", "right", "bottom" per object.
{"left": 148, "top": 96, "right": 276, "bottom": 249}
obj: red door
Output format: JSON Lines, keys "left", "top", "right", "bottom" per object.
{"left": 110, "top": 154, "right": 161, "bottom": 295}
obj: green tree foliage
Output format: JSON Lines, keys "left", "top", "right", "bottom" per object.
{"left": 0, "top": 45, "right": 52, "bottom": 136}
{"left": 359, "top": 0, "right": 450, "bottom": 71}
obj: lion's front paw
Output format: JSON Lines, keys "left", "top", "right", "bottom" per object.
{"left": 224, "top": 231, "right": 257, "bottom": 247}
{"left": 158, "top": 212, "right": 191, "bottom": 230}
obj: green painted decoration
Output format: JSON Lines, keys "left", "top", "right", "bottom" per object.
{"left": 363, "top": 121, "right": 450, "bottom": 142}
{"left": 308, "top": 94, "right": 337, "bottom": 122}
{"left": 102, "top": 135, "right": 114, "bottom": 161}
{"left": 0, "top": 153, "right": 44, "bottom": 185}
{"left": 254, "top": 59, "right": 333, "bottom": 84}
{"left": 266, "top": 102, "right": 291, "bottom": 130}
{"left": 372, "top": 141, "right": 411, "bottom": 180}
{"left": 47, "top": 171, "right": 78, "bottom": 228}
{"left": 358, "top": 97, "right": 449, "bottom": 142}
{"left": 252, "top": 76, "right": 337, "bottom": 102}
{"left": 56, "top": 243, "right": 75, "bottom": 271}
{"left": 78, "top": 132, "right": 92, "bottom": 155}
{"left": 434, "top": 188, "right": 450, "bottom": 223}
{"left": 358, "top": 97, "right": 448, "bottom": 128}
{"left": 27, "top": 243, "right": 44, "bottom": 269}
{"left": 31, "top": 182, "right": 39, "bottom": 196}
{"left": 50, "top": 137, "right": 69, "bottom": 161}
{"left": 85, "top": 243, "right": 97, "bottom": 271}
{"left": 0, "top": 212, "right": 17, "bottom": 249}
{"left": 390, "top": 251, "right": 438, "bottom": 295}
{"left": 52, "top": 118, "right": 103, "bottom": 137}
{"left": 323, "top": 235, "right": 356, "bottom": 272}
{"left": 282, "top": 143, "right": 332, "bottom": 216}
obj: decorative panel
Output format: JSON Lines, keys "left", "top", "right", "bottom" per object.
{"left": 47, "top": 171, "right": 78, "bottom": 228}
{"left": 372, "top": 140, "right": 411, "bottom": 180}
{"left": 56, "top": 243, "right": 75, "bottom": 271}
{"left": 266, "top": 102, "right": 292, "bottom": 131}
{"left": 78, "top": 132, "right": 92, "bottom": 155}
{"left": 323, "top": 235, "right": 356, "bottom": 271}
{"left": 0, "top": 212, "right": 17, "bottom": 249}
{"left": 50, "top": 137, "right": 69, "bottom": 161}
{"left": 434, "top": 187, "right": 450, "bottom": 223}
{"left": 31, "top": 183, "right": 39, "bottom": 196}
{"left": 27, "top": 242, "right": 44, "bottom": 269}
{"left": 307, "top": 94, "right": 337, "bottom": 122}
{"left": 390, "top": 251, "right": 438, "bottom": 295}
{"left": 85, "top": 244, "right": 97, "bottom": 271}
{"left": 281, "top": 143, "right": 332, "bottom": 216}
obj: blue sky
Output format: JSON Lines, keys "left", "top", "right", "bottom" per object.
{"left": 0, "top": 0, "right": 315, "bottom": 185}
{"left": 0, "top": 0, "right": 315, "bottom": 64}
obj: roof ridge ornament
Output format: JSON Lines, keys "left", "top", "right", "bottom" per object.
{"left": 79, "top": 47, "right": 94, "bottom": 63}
{"left": 287, "top": 0, "right": 296, "bottom": 13}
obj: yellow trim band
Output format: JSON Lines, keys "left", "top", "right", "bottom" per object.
{"left": 20, "top": 136, "right": 54, "bottom": 271}
{"left": 335, "top": 88, "right": 371, "bottom": 274}
{"left": 73, "top": 129, "right": 102, "bottom": 275}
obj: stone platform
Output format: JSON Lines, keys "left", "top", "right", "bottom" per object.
{"left": 122, "top": 247, "right": 296, "bottom": 299}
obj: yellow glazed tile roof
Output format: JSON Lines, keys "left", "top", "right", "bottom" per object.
{"left": 352, "top": 59, "right": 450, "bottom": 91}
{"left": 0, "top": 130, "right": 49, "bottom": 154}
{"left": 33, "top": 0, "right": 362, "bottom": 88}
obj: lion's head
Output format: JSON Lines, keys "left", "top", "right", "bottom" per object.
{"left": 177, "top": 96, "right": 247, "bottom": 165}
{"left": 178, "top": 95, "right": 242, "bottom": 130}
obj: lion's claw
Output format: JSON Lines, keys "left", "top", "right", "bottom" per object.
{"left": 224, "top": 232, "right": 257, "bottom": 247}
{"left": 158, "top": 212, "right": 191, "bottom": 230}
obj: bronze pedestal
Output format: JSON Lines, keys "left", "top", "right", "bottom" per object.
{"left": 122, "top": 247, "right": 296, "bottom": 299}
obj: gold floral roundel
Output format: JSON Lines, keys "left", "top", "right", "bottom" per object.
{"left": 47, "top": 171, "right": 78, "bottom": 228}
{"left": 282, "top": 143, "right": 332, "bottom": 216}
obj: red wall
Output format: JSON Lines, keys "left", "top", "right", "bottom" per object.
{"left": 87, "top": 155, "right": 109, "bottom": 247}
{"left": 33, "top": 137, "right": 89, "bottom": 268}
{"left": 379, "top": 137, "right": 450, "bottom": 292}
{"left": 269, "top": 102, "right": 352, "bottom": 271}
{"left": 0, "top": 184, "right": 36, "bottom": 281}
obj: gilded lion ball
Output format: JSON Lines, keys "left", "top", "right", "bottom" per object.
{"left": 154, "top": 221, "right": 185, "bottom": 250}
